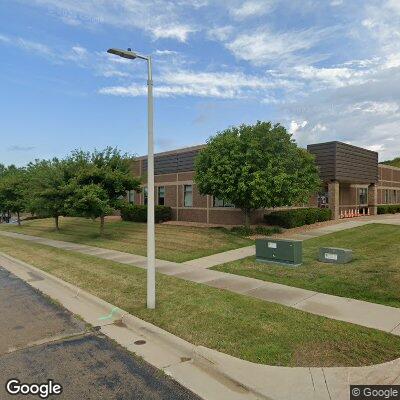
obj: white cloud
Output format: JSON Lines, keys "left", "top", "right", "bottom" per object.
{"left": 312, "top": 123, "right": 327, "bottom": 132}
{"left": 23, "top": 0, "right": 199, "bottom": 42}
{"left": 151, "top": 24, "right": 196, "bottom": 42}
{"left": 99, "top": 69, "right": 131, "bottom": 78}
{"left": 289, "top": 120, "right": 308, "bottom": 135}
{"left": 230, "top": 0, "right": 274, "bottom": 20}
{"left": 293, "top": 65, "right": 370, "bottom": 88}
{"left": 225, "top": 26, "right": 336, "bottom": 66}
{"left": 207, "top": 26, "right": 234, "bottom": 41}
{"left": 16, "top": 37, "right": 53, "bottom": 57}
{"left": 155, "top": 49, "right": 179, "bottom": 56}
{"left": 63, "top": 45, "right": 88, "bottom": 62}
{"left": 99, "top": 68, "right": 290, "bottom": 99}
{"left": 366, "top": 144, "right": 385, "bottom": 152}
{"left": 7, "top": 145, "right": 36, "bottom": 152}
{"left": 349, "top": 101, "right": 399, "bottom": 115}
{"left": 0, "top": 33, "right": 11, "bottom": 43}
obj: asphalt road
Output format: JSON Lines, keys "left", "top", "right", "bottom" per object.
{"left": 0, "top": 266, "right": 201, "bottom": 400}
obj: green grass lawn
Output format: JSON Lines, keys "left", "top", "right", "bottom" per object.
{"left": 1, "top": 235, "right": 400, "bottom": 367}
{"left": 0, "top": 217, "right": 252, "bottom": 263}
{"left": 214, "top": 223, "right": 400, "bottom": 308}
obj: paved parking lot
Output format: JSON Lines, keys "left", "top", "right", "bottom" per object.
{"left": 0, "top": 267, "right": 200, "bottom": 400}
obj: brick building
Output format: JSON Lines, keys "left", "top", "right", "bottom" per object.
{"left": 127, "top": 141, "right": 400, "bottom": 225}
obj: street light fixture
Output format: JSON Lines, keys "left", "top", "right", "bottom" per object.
{"left": 107, "top": 48, "right": 155, "bottom": 309}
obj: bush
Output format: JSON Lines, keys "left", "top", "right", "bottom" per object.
{"left": 378, "top": 205, "right": 400, "bottom": 215}
{"left": 254, "top": 225, "right": 282, "bottom": 236}
{"left": 227, "top": 225, "right": 282, "bottom": 237}
{"left": 264, "top": 208, "right": 332, "bottom": 229}
{"left": 120, "top": 203, "right": 172, "bottom": 223}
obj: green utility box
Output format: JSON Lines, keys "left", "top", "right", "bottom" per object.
{"left": 318, "top": 247, "right": 353, "bottom": 264}
{"left": 256, "top": 238, "right": 302, "bottom": 267}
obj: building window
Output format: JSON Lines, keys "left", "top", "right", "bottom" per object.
{"left": 183, "top": 185, "right": 193, "bottom": 207}
{"left": 158, "top": 186, "right": 165, "bottom": 206}
{"left": 128, "top": 190, "right": 135, "bottom": 204}
{"left": 143, "top": 187, "right": 148, "bottom": 205}
{"left": 213, "top": 197, "right": 235, "bottom": 208}
{"left": 384, "top": 189, "right": 389, "bottom": 204}
{"left": 358, "top": 188, "right": 368, "bottom": 205}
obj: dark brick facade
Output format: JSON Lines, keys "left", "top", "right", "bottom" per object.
{"left": 127, "top": 143, "right": 400, "bottom": 224}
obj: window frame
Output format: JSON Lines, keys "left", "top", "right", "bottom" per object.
{"left": 358, "top": 187, "right": 368, "bottom": 205}
{"left": 157, "top": 186, "right": 165, "bottom": 206}
{"left": 183, "top": 184, "right": 193, "bottom": 207}
{"left": 128, "top": 190, "right": 136, "bottom": 204}
{"left": 143, "top": 187, "right": 148, "bottom": 206}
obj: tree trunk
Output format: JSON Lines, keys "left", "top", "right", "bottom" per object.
{"left": 243, "top": 208, "right": 251, "bottom": 228}
{"left": 17, "top": 211, "right": 21, "bottom": 226}
{"left": 100, "top": 215, "right": 105, "bottom": 236}
{"left": 54, "top": 215, "right": 60, "bottom": 231}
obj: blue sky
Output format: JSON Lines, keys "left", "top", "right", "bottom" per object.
{"left": 1, "top": 0, "right": 400, "bottom": 166}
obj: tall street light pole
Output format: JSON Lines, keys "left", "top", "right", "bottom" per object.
{"left": 107, "top": 48, "right": 155, "bottom": 309}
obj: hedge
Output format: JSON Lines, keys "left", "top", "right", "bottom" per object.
{"left": 264, "top": 208, "right": 332, "bottom": 229}
{"left": 377, "top": 204, "right": 400, "bottom": 214}
{"left": 229, "top": 225, "right": 282, "bottom": 237}
{"left": 120, "top": 204, "right": 172, "bottom": 223}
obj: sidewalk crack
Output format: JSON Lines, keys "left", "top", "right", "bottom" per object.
{"left": 322, "top": 368, "right": 332, "bottom": 400}
{"left": 309, "top": 368, "right": 316, "bottom": 391}
{"left": 292, "top": 292, "right": 318, "bottom": 307}
{"left": 390, "top": 321, "right": 400, "bottom": 333}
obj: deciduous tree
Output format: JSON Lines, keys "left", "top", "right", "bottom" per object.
{"left": 26, "top": 159, "right": 74, "bottom": 230}
{"left": 194, "top": 121, "right": 321, "bottom": 227}
{"left": 0, "top": 166, "right": 27, "bottom": 226}
{"left": 67, "top": 147, "right": 141, "bottom": 235}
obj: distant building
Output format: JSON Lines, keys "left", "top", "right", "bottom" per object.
{"left": 127, "top": 141, "right": 400, "bottom": 224}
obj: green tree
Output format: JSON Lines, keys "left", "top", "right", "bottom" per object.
{"left": 0, "top": 166, "right": 27, "bottom": 226}
{"left": 67, "top": 147, "right": 141, "bottom": 235}
{"left": 65, "top": 183, "right": 113, "bottom": 234}
{"left": 194, "top": 121, "right": 321, "bottom": 227}
{"left": 26, "top": 159, "right": 74, "bottom": 230}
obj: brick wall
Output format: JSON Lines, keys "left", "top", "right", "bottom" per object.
{"left": 377, "top": 165, "right": 400, "bottom": 204}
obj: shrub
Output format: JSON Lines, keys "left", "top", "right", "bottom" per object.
{"left": 264, "top": 208, "right": 332, "bottom": 229}
{"left": 378, "top": 205, "right": 400, "bottom": 215}
{"left": 120, "top": 203, "right": 172, "bottom": 223}
{"left": 227, "top": 225, "right": 282, "bottom": 237}
{"left": 254, "top": 225, "right": 282, "bottom": 236}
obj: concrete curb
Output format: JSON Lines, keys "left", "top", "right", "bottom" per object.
{"left": 1, "top": 252, "right": 400, "bottom": 400}
{"left": 0, "top": 253, "right": 260, "bottom": 399}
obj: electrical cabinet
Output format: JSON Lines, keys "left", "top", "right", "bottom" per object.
{"left": 256, "top": 239, "right": 302, "bottom": 267}
{"left": 318, "top": 247, "right": 353, "bottom": 264}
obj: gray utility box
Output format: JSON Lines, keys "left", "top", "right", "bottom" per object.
{"left": 318, "top": 247, "right": 353, "bottom": 264}
{"left": 256, "top": 238, "right": 302, "bottom": 267}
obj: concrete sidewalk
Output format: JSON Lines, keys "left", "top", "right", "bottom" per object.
{"left": 1, "top": 252, "right": 399, "bottom": 400}
{"left": 1, "top": 229, "right": 400, "bottom": 336}
{"left": 183, "top": 214, "right": 400, "bottom": 267}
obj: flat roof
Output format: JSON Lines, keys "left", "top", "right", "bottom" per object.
{"left": 135, "top": 144, "right": 206, "bottom": 161}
